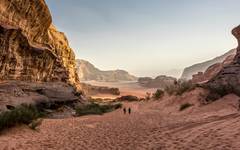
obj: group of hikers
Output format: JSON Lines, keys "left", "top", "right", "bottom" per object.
{"left": 123, "top": 107, "right": 131, "bottom": 114}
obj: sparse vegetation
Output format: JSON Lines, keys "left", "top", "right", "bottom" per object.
{"left": 28, "top": 118, "right": 43, "bottom": 130}
{"left": 164, "top": 84, "right": 176, "bottom": 95}
{"left": 75, "top": 102, "right": 122, "bottom": 116}
{"left": 145, "top": 92, "right": 151, "bottom": 100}
{"left": 165, "top": 81, "right": 196, "bottom": 96}
{"left": 205, "top": 82, "right": 240, "bottom": 102}
{"left": 0, "top": 104, "right": 43, "bottom": 131}
{"left": 179, "top": 103, "right": 193, "bottom": 111}
{"left": 152, "top": 89, "right": 164, "bottom": 100}
{"left": 116, "top": 95, "right": 139, "bottom": 102}
{"left": 205, "top": 83, "right": 236, "bottom": 102}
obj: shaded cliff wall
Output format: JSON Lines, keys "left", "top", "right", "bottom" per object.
{"left": 206, "top": 25, "right": 240, "bottom": 97}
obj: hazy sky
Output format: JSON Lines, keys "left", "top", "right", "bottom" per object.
{"left": 46, "top": 0, "right": 240, "bottom": 78}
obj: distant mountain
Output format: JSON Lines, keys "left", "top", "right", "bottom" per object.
{"left": 181, "top": 49, "right": 236, "bottom": 80}
{"left": 76, "top": 59, "right": 137, "bottom": 82}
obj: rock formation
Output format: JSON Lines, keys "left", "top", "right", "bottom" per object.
{"left": 181, "top": 49, "right": 236, "bottom": 80}
{"left": 76, "top": 59, "right": 137, "bottom": 82}
{"left": 206, "top": 25, "right": 240, "bottom": 97}
{"left": 138, "top": 75, "right": 176, "bottom": 88}
{"left": 0, "top": 81, "right": 81, "bottom": 111}
{"left": 0, "top": 0, "right": 80, "bottom": 88}
{"left": 0, "top": 0, "right": 83, "bottom": 110}
{"left": 192, "top": 54, "right": 235, "bottom": 83}
{"left": 81, "top": 83, "right": 120, "bottom": 96}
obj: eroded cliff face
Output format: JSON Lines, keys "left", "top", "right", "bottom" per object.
{"left": 0, "top": 0, "right": 80, "bottom": 89}
{"left": 207, "top": 25, "right": 240, "bottom": 98}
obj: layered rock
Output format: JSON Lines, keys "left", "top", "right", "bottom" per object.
{"left": 207, "top": 25, "right": 240, "bottom": 97}
{"left": 76, "top": 59, "right": 137, "bottom": 82}
{"left": 0, "top": 81, "right": 81, "bottom": 111}
{"left": 0, "top": 0, "right": 80, "bottom": 89}
{"left": 138, "top": 75, "right": 176, "bottom": 88}
{"left": 0, "top": 0, "right": 83, "bottom": 110}
{"left": 181, "top": 49, "right": 236, "bottom": 80}
{"left": 81, "top": 83, "right": 120, "bottom": 96}
{"left": 192, "top": 54, "right": 235, "bottom": 83}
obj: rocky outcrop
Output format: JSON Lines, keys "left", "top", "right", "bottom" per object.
{"left": 181, "top": 49, "right": 236, "bottom": 80}
{"left": 0, "top": 81, "right": 82, "bottom": 112}
{"left": 0, "top": 0, "right": 84, "bottom": 110}
{"left": 138, "top": 75, "right": 176, "bottom": 88}
{"left": 81, "top": 83, "right": 120, "bottom": 96}
{"left": 76, "top": 59, "right": 137, "bottom": 82}
{"left": 192, "top": 54, "right": 235, "bottom": 83}
{"left": 0, "top": 0, "right": 80, "bottom": 89}
{"left": 206, "top": 25, "right": 240, "bottom": 98}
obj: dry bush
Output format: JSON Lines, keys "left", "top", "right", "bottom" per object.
{"left": 0, "top": 104, "right": 43, "bottom": 131}
{"left": 165, "top": 81, "right": 196, "bottom": 96}
{"left": 75, "top": 103, "right": 122, "bottom": 116}
{"left": 152, "top": 89, "right": 164, "bottom": 100}
{"left": 179, "top": 103, "right": 193, "bottom": 111}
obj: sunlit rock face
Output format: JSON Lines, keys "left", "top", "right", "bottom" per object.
{"left": 0, "top": 0, "right": 80, "bottom": 89}
{"left": 207, "top": 25, "right": 240, "bottom": 96}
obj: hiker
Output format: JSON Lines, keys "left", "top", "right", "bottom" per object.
{"left": 123, "top": 108, "right": 126, "bottom": 114}
{"left": 128, "top": 107, "right": 131, "bottom": 114}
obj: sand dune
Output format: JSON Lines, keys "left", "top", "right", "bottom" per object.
{"left": 0, "top": 89, "right": 240, "bottom": 150}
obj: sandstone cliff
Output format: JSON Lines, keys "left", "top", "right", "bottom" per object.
{"left": 138, "top": 75, "right": 176, "bottom": 88}
{"left": 0, "top": 0, "right": 80, "bottom": 88}
{"left": 76, "top": 59, "right": 137, "bottom": 82}
{"left": 181, "top": 49, "right": 236, "bottom": 80}
{"left": 206, "top": 25, "right": 240, "bottom": 98}
{"left": 0, "top": 0, "right": 83, "bottom": 110}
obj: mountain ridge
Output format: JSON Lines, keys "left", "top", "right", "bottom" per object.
{"left": 76, "top": 59, "right": 137, "bottom": 82}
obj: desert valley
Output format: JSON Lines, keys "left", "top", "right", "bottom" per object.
{"left": 0, "top": 0, "right": 240, "bottom": 150}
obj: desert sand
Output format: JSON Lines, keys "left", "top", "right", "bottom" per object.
{"left": 83, "top": 81, "right": 157, "bottom": 99}
{"left": 0, "top": 88, "right": 240, "bottom": 150}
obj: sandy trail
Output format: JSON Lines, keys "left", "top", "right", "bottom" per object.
{"left": 1, "top": 93, "right": 240, "bottom": 150}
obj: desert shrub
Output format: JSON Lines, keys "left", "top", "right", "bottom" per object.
{"left": 164, "top": 85, "right": 176, "bottom": 95}
{"left": 145, "top": 92, "right": 151, "bottom": 100}
{"left": 179, "top": 103, "right": 193, "bottom": 111}
{"left": 176, "top": 81, "right": 196, "bottom": 95}
{"left": 0, "top": 104, "right": 42, "bottom": 131}
{"left": 152, "top": 89, "right": 164, "bottom": 100}
{"left": 205, "top": 83, "right": 236, "bottom": 102}
{"left": 75, "top": 103, "right": 122, "bottom": 116}
{"left": 28, "top": 118, "right": 43, "bottom": 130}
{"left": 205, "top": 92, "right": 221, "bottom": 102}
{"left": 165, "top": 81, "right": 196, "bottom": 96}
{"left": 116, "top": 95, "right": 139, "bottom": 102}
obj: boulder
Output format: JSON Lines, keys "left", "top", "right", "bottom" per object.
{"left": 206, "top": 25, "right": 240, "bottom": 98}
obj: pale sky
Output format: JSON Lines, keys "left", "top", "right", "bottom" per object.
{"left": 46, "top": 0, "right": 240, "bottom": 78}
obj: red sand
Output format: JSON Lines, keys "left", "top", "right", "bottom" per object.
{"left": 0, "top": 88, "right": 240, "bottom": 150}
